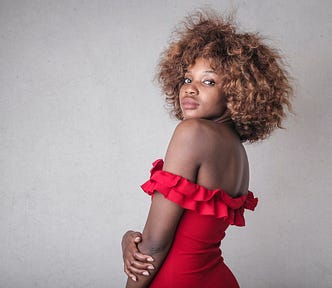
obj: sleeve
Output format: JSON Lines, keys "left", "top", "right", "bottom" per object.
{"left": 141, "top": 159, "right": 258, "bottom": 227}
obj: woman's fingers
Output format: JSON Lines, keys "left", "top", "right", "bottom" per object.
{"left": 129, "top": 232, "right": 142, "bottom": 242}
{"left": 124, "top": 259, "right": 153, "bottom": 279}
{"left": 124, "top": 264, "right": 137, "bottom": 281}
{"left": 122, "top": 230, "right": 155, "bottom": 278}
{"left": 130, "top": 259, "right": 155, "bottom": 270}
{"left": 127, "top": 264, "right": 152, "bottom": 277}
{"left": 134, "top": 236, "right": 142, "bottom": 243}
{"left": 133, "top": 252, "right": 154, "bottom": 263}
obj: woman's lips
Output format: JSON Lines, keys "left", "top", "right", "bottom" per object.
{"left": 181, "top": 98, "right": 199, "bottom": 110}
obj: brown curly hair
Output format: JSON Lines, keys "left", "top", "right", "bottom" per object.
{"left": 157, "top": 10, "right": 293, "bottom": 142}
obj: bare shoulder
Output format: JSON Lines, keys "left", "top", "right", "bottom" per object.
{"left": 173, "top": 118, "right": 205, "bottom": 133}
{"left": 163, "top": 119, "right": 212, "bottom": 180}
{"left": 167, "top": 119, "right": 209, "bottom": 155}
{"left": 164, "top": 119, "right": 247, "bottom": 190}
{"left": 172, "top": 119, "right": 218, "bottom": 140}
{"left": 167, "top": 119, "right": 236, "bottom": 164}
{"left": 173, "top": 119, "right": 237, "bottom": 148}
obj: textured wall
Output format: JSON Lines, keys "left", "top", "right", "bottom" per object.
{"left": 1, "top": 0, "right": 331, "bottom": 287}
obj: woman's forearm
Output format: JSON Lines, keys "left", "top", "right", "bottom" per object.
{"left": 125, "top": 191, "right": 183, "bottom": 287}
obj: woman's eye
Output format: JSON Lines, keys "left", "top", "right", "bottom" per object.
{"left": 183, "top": 78, "right": 192, "bottom": 84}
{"left": 203, "top": 79, "right": 215, "bottom": 86}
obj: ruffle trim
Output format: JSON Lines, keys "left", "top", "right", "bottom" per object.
{"left": 141, "top": 159, "right": 258, "bottom": 226}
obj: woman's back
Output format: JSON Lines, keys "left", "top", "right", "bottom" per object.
{"left": 193, "top": 119, "right": 249, "bottom": 198}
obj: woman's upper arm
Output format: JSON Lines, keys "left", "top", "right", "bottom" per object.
{"left": 163, "top": 119, "right": 204, "bottom": 181}
{"left": 139, "top": 192, "right": 183, "bottom": 255}
{"left": 140, "top": 119, "right": 204, "bottom": 254}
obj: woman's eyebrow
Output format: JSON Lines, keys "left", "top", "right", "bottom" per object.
{"left": 185, "top": 70, "right": 217, "bottom": 74}
{"left": 203, "top": 70, "right": 217, "bottom": 74}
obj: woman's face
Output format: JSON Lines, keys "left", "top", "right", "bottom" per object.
{"left": 179, "top": 58, "right": 227, "bottom": 120}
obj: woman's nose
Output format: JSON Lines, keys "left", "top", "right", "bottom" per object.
{"left": 185, "top": 83, "right": 198, "bottom": 95}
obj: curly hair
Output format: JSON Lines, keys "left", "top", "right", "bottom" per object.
{"left": 157, "top": 11, "right": 293, "bottom": 142}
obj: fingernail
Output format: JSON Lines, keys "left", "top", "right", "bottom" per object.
{"left": 147, "top": 257, "right": 154, "bottom": 262}
{"left": 131, "top": 276, "right": 137, "bottom": 282}
{"left": 134, "top": 237, "right": 141, "bottom": 241}
{"left": 142, "top": 271, "right": 149, "bottom": 276}
{"left": 148, "top": 265, "right": 154, "bottom": 270}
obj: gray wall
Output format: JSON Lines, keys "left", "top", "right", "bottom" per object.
{"left": 1, "top": 1, "right": 331, "bottom": 287}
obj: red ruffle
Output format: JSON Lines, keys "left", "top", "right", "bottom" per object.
{"left": 141, "top": 159, "right": 258, "bottom": 226}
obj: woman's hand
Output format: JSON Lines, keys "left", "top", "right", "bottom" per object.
{"left": 121, "top": 230, "right": 155, "bottom": 282}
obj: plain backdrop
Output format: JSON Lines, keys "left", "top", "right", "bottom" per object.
{"left": 1, "top": 0, "right": 331, "bottom": 287}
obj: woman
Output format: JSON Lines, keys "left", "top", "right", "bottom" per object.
{"left": 122, "top": 11, "right": 292, "bottom": 288}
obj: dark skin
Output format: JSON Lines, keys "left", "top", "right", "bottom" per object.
{"left": 122, "top": 120, "right": 249, "bottom": 288}
{"left": 121, "top": 230, "right": 154, "bottom": 281}
{"left": 122, "top": 58, "right": 249, "bottom": 288}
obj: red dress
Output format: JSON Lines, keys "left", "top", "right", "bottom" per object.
{"left": 141, "top": 160, "right": 258, "bottom": 288}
